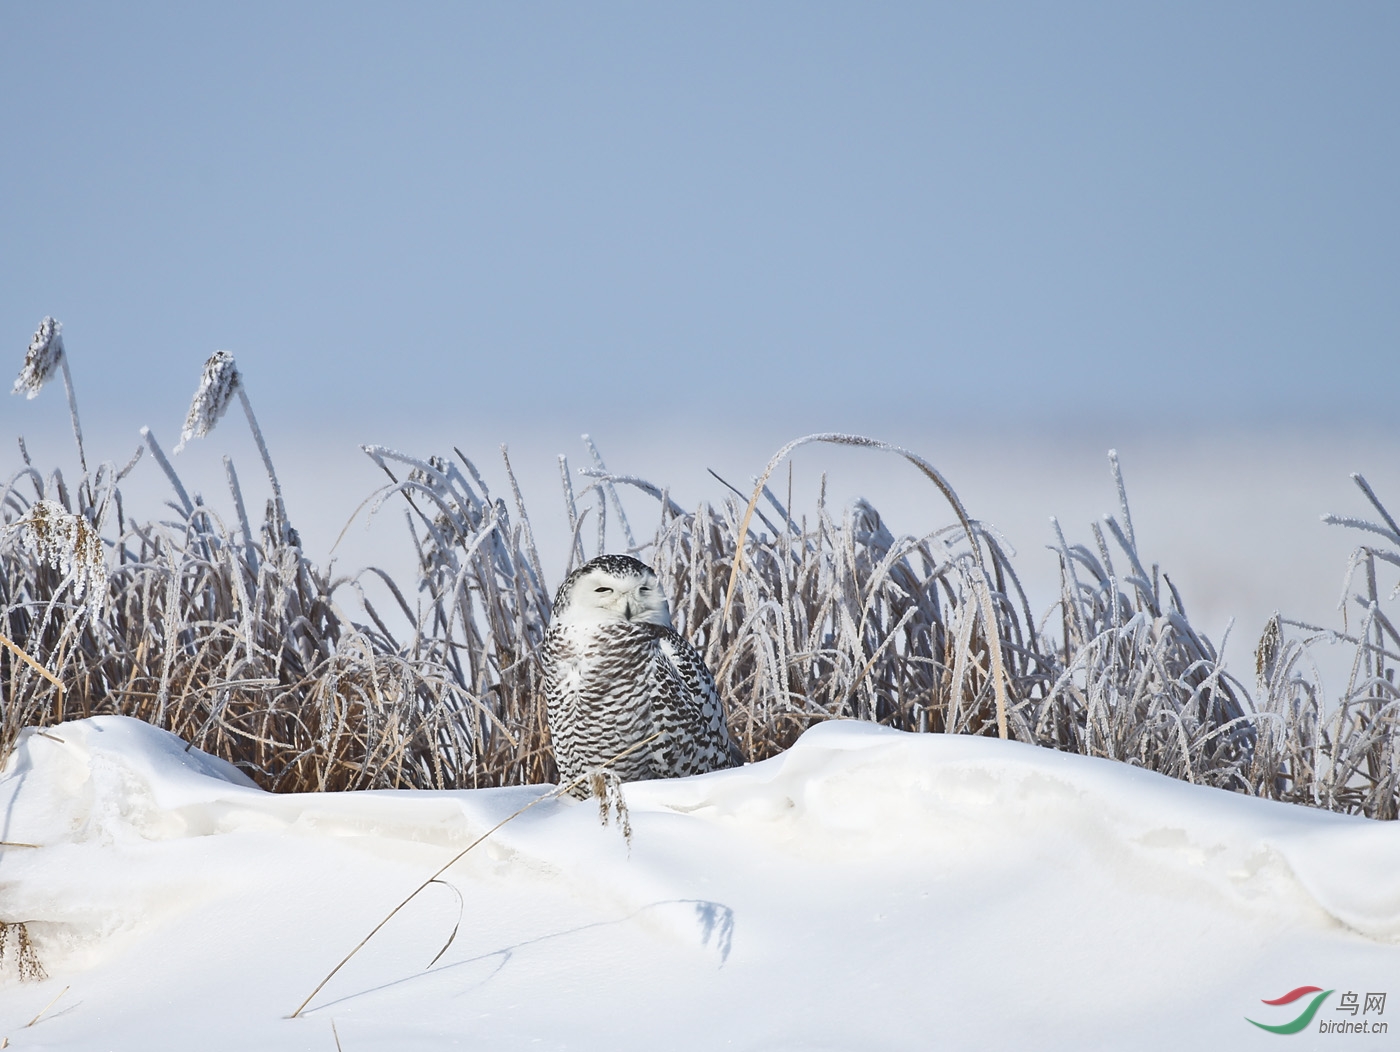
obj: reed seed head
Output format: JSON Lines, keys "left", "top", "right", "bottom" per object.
{"left": 12, "top": 317, "right": 63, "bottom": 399}
{"left": 176, "top": 350, "right": 241, "bottom": 452}
{"left": 15, "top": 499, "right": 108, "bottom": 618}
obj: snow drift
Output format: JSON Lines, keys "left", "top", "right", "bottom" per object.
{"left": 1, "top": 716, "right": 1397, "bottom": 1050}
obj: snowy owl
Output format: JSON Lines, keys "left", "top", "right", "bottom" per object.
{"left": 543, "top": 554, "right": 740, "bottom": 797}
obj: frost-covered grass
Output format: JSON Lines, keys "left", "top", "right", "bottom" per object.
{"left": 2, "top": 322, "right": 1397, "bottom": 818}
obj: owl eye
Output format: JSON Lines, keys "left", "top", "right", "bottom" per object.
{"left": 594, "top": 586, "right": 613, "bottom": 594}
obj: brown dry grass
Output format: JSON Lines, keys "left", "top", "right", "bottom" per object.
{"left": 2, "top": 342, "right": 1397, "bottom": 821}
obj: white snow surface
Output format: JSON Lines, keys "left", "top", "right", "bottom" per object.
{"left": 1, "top": 716, "right": 1397, "bottom": 1050}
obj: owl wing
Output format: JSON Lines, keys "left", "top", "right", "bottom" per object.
{"left": 650, "top": 625, "right": 741, "bottom": 772}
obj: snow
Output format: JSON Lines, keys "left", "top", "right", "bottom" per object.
{"left": 2, "top": 716, "right": 1397, "bottom": 1050}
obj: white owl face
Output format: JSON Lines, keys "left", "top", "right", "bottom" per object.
{"left": 553, "top": 555, "right": 674, "bottom": 628}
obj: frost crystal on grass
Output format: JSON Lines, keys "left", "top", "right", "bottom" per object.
{"left": 176, "top": 350, "right": 241, "bottom": 452}
{"left": 15, "top": 499, "right": 107, "bottom": 618}
{"left": 12, "top": 317, "right": 63, "bottom": 399}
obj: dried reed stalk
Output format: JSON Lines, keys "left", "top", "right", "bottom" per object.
{"left": 2, "top": 331, "right": 1396, "bottom": 820}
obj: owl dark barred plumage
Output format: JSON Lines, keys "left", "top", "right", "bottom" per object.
{"left": 542, "top": 554, "right": 741, "bottom": 798}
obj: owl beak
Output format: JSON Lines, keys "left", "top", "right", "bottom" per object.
{"left": 623, "top": 600, "right": 635, "bottom": 621}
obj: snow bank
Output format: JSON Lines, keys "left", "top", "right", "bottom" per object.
{"left": 1, "top": 717, "right": 1397, "bottom": 1050}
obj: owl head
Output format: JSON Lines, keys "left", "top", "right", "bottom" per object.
{"left": 552, "top": 554, "right": 674, "bottom": 628}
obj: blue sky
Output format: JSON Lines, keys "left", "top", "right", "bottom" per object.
{"left": 2, "top": 2, "right": 1397, "bottom": 449}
